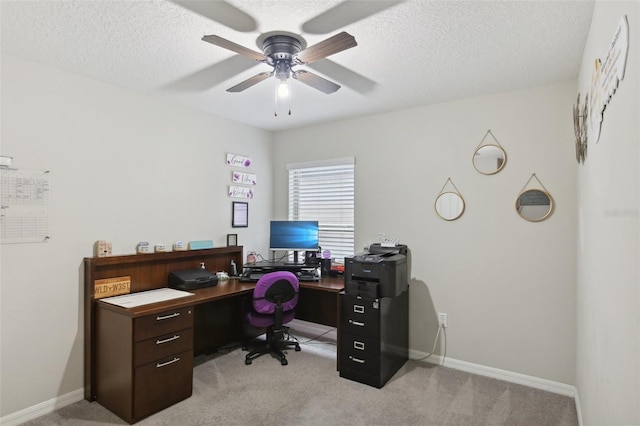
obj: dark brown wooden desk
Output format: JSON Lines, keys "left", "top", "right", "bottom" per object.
{"left": 84, "top": 247, "right": 344, "bottom": 423}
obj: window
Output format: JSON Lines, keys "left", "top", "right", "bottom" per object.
{"left": 287, "top": 157, "right": 355, "bottom": 261}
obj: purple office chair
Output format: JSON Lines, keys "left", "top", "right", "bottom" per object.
{"left": 244, "top": 271, "right": 301, "bottom": 365}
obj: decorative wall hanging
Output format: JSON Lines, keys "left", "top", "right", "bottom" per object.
{"left": 472, "top": 129, "right": 507, "bottom": 175}
{"left": 232, "top": 171, "right": 257, "bottom": 185}
{"left": 435, "top": 178, "right": 465, "bottom": 221}
{"left": 226, "top": 153, "right": 252, "bottom": 168}
{"left": 573, "top": 93, "right": 588, "bottom": 164}
{"left": 588, "top": 15, "right": 629, "bottom": 144}
{"left": 515, "top": 173, "right": 554, "bottom": 222}
{"left": 232, "top": 201, "right": 248, "bottom": 227}
{"left": 228, "top": 185, "right": 254, "bottom": 199}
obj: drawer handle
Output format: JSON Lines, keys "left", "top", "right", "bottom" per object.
{"left": 349, "top": 356, "right": 365, "bottom": 364}
{"left": 353, "top": 341, "right": 365, "bottom": 350}
{"left": 156, "top": 335, "right": 180, "bottom": 345}
{"left": 156, "top": 357, "right": 180, "bottom": 368}
{"left": 156, "top": 312, "right": 180, "bottom": 321}
{"left": 349, "top": 320, "right": 365, "bottom": 327}
{"left": 353, "top": 305, "right": 365, "bottom": 314}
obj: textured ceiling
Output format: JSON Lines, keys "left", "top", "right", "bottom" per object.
{"left": 1, "top": 0, "right": 595, "bottom": 132}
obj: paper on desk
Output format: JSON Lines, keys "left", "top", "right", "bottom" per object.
{"left": 100, "top": 288, "right": 194, "bottom": 308}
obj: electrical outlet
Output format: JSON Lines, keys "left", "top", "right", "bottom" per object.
{"left": 438, "top": 313, "right": 448, "bottom": 328}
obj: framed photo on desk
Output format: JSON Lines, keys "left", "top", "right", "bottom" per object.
{"left": 227, "top": 234, "right": 238, "bottom": 246}
{"left": 232, "top": 201, "right": 248, "bottom": 228}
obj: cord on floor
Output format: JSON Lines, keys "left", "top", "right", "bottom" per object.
{"left": 289, "top": 327, "right": 337, "bottom": 346}
{"left": 413, "top": 323, "right": 446, "bottom": 364}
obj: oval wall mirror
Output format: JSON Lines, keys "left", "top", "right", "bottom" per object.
{"left": 435, "top": 192, "right": 465, "bottom": 221}
{"left": 515, "top": 189, "right": 554, "bottom": 222}
{"left": 473, "top": 144, "right": 507, "bottom": 175}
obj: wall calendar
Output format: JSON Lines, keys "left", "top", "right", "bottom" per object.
{"left": 0, "top": 167, "right": 51, "bottom": 244}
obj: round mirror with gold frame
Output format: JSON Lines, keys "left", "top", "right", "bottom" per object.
{"left": 473, "top": 144, "right": 507, "bottom": 175}
{"left": 435, "top": 192, "right": 465, "bottom": 221}
{"left": 515, "top": 189, "right": 554, "bottom": 222}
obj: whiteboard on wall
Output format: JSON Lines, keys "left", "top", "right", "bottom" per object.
{"left": 0, "top": 168, "right": 51, "bottom": 244}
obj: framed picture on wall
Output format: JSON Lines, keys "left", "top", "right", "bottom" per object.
{"left": 232, "top": 202, "right": 248, "bottom": 228}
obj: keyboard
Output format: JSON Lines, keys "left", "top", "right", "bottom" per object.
{"left": 239, "top": 273, "right": 263, "bottom": 282}
{"left": 239, "top": 271, "right": 321, "bottom": 282}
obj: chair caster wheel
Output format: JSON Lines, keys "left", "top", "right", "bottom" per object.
{"left": 245, "top": 359, "right": 252, "bottom": 365}
{"left": 295, "top": 346, "right": 301, "bottom": 352}
{"left": 281, "top": 359, "right": 288, "bottom": 366}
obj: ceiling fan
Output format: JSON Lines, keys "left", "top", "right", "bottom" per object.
{"left": 201, "top": 31, "right": 357, "bottom": 95}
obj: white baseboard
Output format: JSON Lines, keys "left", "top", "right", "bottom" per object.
{"left": 0, "top": 388, "right": 84, "bottom": 426}
{"left": 410, "top": 348, "right": 577, "bottom": 398}
{"left": 574, "top": 387, "right": 584, "bottom": 426}
{"left": 414, "top": 352, "right": 583, "bottom": 424}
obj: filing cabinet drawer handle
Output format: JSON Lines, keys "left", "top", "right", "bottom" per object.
{"left": 353, "top": 341, "right": 365, "bottom": 350}
{"left": 156, "top": 357, "right": 180, "bottom": 368}
{"left": 353, "top": 305, "right": 365, "bottom": 314}
{"left": 156, "top": 335, "right": 180, "bottom": 345}
{"left": 349, "top": 356, "right": 365, "bottom": 364}
{"left": 156, "top": 312, "right": 180, "bottom": 321}
{"left": 349, "top": 320, "right": 365, "bottom": 327}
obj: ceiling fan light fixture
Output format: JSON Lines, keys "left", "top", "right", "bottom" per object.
{"left": 274, "top": 77, "right": 292, "bottom": 117}
{"left": 277, "top": 79, "right": 290, "bottom": 98}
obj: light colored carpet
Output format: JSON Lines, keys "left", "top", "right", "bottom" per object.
{"left": 22, "top": 328, "right": 578, "bottom": 426}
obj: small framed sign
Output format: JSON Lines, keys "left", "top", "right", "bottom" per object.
{"left": 227, "top": 234, "right": 238, "bottom": 246}
{"left": 232, "top": 201, "right": 248, "bottom": 228}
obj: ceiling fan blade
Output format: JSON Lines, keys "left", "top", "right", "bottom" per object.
{"left": 301, "top": 1, "right": 405, "bottom": 34}
{"left": 202, "top": 35, "right": 267, "bottom": 62}
{"left": 295, "top": 32, "right": 357, "bottom": 65}
{"left": 172, "top": 1, "right": 257, "bottom": 32}
{"left": 161, "top": 56, "right": 259, "bottom": 92}
{"left": 227, "top": 71, "right": 273, "bottom": 92}
{"left": 293, "top": 70, "right": 341, "bottom": 94}
{"left": 308, "top": 60, "right": 377, "bottom": 94}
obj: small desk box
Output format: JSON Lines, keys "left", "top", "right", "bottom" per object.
{"left": 168, "top": 269, "right": 218, "bottom": 290}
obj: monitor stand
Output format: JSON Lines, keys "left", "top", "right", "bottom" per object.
{"left": 284, "top": 250, "right": 304, "bottom": 265}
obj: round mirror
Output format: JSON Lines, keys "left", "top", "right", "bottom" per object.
{"left": 435, "top": 192, "right": 465, "bottom": 221}
{"left": 473, "top": 145, "right": 507, "bottom": 175}
{"left": 515, "top": 189, "right": 554, "bottom": 222}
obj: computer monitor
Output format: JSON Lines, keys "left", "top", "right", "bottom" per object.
{"left": 269, "top": 220, "right": 319, "bottom": 264}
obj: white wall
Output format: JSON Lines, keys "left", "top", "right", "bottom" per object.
{"left": 273, "top": 80, "right": 577, "bottom": 385}
{"left": 0, "top": 55, "right": 273, "bottom": 416}
{"left": 576, "top": 1, "right": 640, "bottom": 425}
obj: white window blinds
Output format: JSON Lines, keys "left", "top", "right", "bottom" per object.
{"left": 287, "top": 158, "right": 355, "bottom": 261}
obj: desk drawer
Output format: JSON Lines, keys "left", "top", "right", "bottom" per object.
{"left": 134, "top": 328, "right": 193, "bottom": 367}
{"left": 134, "top": 307, "right": 193, "bottom": 341}
{"left": 134, "top": 349, "right": 193, "bottom": 422}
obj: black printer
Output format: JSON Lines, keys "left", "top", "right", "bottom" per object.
{"left": 345, "top": 246, "right": 407, "bottom": 298}
{"left": 168, "top": 268, "right": 218, "bottom": 290}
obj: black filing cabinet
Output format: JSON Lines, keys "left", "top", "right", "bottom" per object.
{"left": 338, "top": 288, "right": 409, "bottom": 388}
